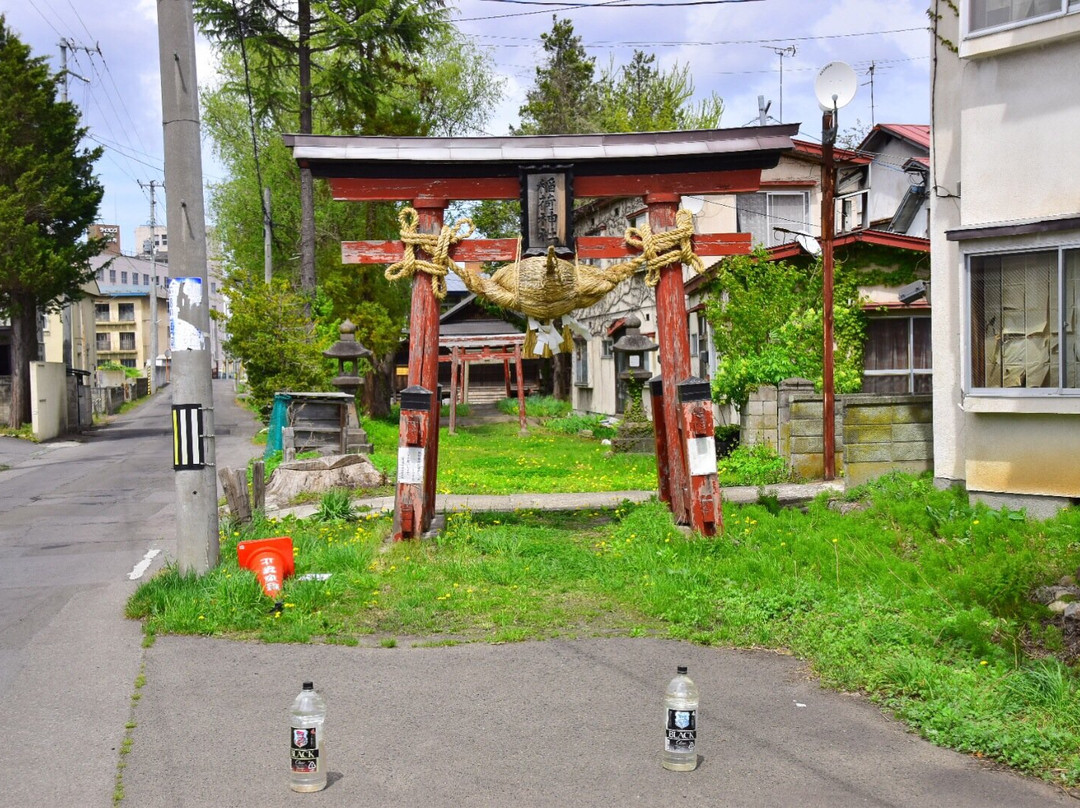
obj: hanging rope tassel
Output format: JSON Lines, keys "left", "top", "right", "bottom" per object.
{"left": 385, "top": 207, "right": 474, "bottom": 300}
{"left": 624, "top": 208, "right": 704, "bottom": 287}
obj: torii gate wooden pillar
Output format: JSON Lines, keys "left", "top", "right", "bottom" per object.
{"left": 286, "top": 126, "right": 798, "bottom": 540}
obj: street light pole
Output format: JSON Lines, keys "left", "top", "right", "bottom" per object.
{"left": 821, "top": 108, "right": 837, "bottom": 481}
{"left": 813, "top": 61, "right": 855, "bottom": 483}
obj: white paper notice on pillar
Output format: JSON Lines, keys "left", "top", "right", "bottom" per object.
{"left": 398, "top": 447, "right": 425, "bottom": 485}
{"left": 687, "top": 436, "right": 718, "bottom": 477}
{"left": 168, "top": 277, "right": 205, "bottom": 351}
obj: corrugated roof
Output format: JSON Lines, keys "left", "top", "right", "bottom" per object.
{"left": 861, "top": 124, "right": 930, "bottom": 152}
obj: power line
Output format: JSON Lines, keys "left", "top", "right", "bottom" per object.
{"left": 475, "top": 0, "right": 763, "bottom": 5}
{"left": 467, "top": 26, "right": 928, "bottom": 47}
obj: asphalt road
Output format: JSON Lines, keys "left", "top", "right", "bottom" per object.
{"left": 0, "top": 380, "right": 261, "bottom": 807}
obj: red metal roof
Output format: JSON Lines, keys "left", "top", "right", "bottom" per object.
{"left": 791, "top": 138, "right": 871, "bottom": 164}
{"left": 862, "top": 124, "right": 930, "bottom": 151}
{"left": 765, "top": 229, "right": 930, "bottom": 261}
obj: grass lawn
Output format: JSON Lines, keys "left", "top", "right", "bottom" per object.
{"left": 129, "top": 473, "right": 1080, "bottom": 786}
{"left": 362, "top": 417, "right": 659, "bottom": 494}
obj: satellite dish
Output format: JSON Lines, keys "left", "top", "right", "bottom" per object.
{"left": 796, "top": 233, "right": 822, "bottom": 256}
{"left": 681, "top": 195, "right": 705, "bottom": 215}
{"left": 814, "top": 61, "right": 857, "bottom": 112}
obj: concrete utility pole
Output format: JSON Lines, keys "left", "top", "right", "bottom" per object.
{"left": 156, "top": 0, "right": 219, "bottom": 574}
{"left": 58, "top": 39, "right": 93, "bottom": 369}
{"left": 139, "top": 180, "right": 162, "bottom": 394}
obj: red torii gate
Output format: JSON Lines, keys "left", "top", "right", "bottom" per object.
{"left": 286, "top": 126, "right": 798, "bottom": 540}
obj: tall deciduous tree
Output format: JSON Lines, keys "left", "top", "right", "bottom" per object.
{"left": 0, "top": 19, "right": 104, "bottom": 427}
{"left": 201, "top": 21, "right": 502, "bottom": 416}
{"left": 194, "top": 0, "right": 451, "bottom": 296}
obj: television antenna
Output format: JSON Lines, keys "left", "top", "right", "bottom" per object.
{"left": 764, "top": 45, "right": 796, "bottom": 122}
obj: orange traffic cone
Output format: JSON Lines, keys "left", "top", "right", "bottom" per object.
{"left": 237, "top": 536, "right": 295, "bottom": 598}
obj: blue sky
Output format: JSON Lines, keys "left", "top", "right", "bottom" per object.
{"left": 3, "top": 0, "right": 930, "bottom": 250}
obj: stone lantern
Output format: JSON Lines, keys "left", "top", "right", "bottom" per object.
{"left": 613, "top": 313, "right": 658, "bottom": 386}
{"left": 323, "top": 319, "right": 373, "bottom": 453}
{"left": 611, "top": 313, "right": 659, "bottom": 453}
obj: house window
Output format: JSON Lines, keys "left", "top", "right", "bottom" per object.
{"left": 118, "top": 303, "right": 135, "bottom": 322}
{"left": 95, "top": 304, "right": 110, "bottom": 322}
{"left": 696, "top": 313, "right": 711, "bottom": 379}
{"left": 601, "top": 338, "right": 614, "bottom": 358}
{"left": 96, "top": 333, "right": 111, "bottom": 351}
{"left": 968, "top": 248, "right": 1079, "bottom": 390}
{"left": 143, "top": 274, "right": 150, "bottom": 286}
{"left": 109, "top": 269, "right": 116, "bottom": 283}
{"left": 863, "top": 317, "right": 932, "bottom": 394}
{"left": 735, "top": 192, "right": 809, "bottom": 247}
{"left": 968, "top": 0, "right": 1074, "bottom": 33}
{"left": 119, "top": 332, "right": 136, "bottom": 351}
{"left": 574, "top": 338, "right": 590, "bottom": 387}
{"left": 121, "top": 358, "right": 137, "bottom": 368}
{"left": 121, "top": 271, "right": 128, "bottom": 284}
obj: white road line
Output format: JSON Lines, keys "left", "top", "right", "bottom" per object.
{"left": 128, "top": 548, "right": 162, "bottom": 580}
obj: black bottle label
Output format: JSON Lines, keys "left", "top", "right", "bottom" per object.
{"left": 665, "top": 708, "right": 697, "bottom": 753}
{"left": 291, "top": 726, "right": 320, "bottom": 773}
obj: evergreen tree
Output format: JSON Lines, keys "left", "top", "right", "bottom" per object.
{"left": 597, "top": 51, "right": 723, "bottom": 133}
{"left": 0, "top": 18, "right": 104, "bottom": 427}
{"left": 516, "top": 16, "right": 601, "bottom": 135}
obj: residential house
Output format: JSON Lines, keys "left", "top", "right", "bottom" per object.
{"left": 570, "top": 129, "right": 932, "bottom": 419}
{"left": 930, "top": 1, "right": 1080, "bottom": 515}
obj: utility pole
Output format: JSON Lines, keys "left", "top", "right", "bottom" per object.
{"left": 157, "top": 0, "right": 219, "bottom": 574}
{"left": 58, "top": 39, "right": 93, "bottom": 369}
{"left": 139, "top": 180, "right": 162, "bottom": 394}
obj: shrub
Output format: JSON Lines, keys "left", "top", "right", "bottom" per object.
{"left": 546, "top": 412, "right": 616, "bottom": 439}
{"left": 496, "top": 395, "right": 571, "bottom": 418}
{"left": 717, "top": 443, "right": 790, "bottom": 486}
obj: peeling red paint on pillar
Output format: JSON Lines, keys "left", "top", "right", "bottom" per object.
{"left": 647, "top": 193, "right": 692, "bottom": 525}
{"left": 679, "top": 378, "right": 723, "bottom": 536}
{"left": 392, "top": 199, "right": 447, "bottom": 540}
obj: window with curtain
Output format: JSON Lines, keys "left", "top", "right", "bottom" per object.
{"left": 969, "top": 0, "right": 1070, "bottom": 32}
{"left": 863, "top": 317, "right": 932, "bottom": 394}
{"left": 574, "top": 338, "right": 589, "bottom": 386}
{"left": 735, "top": 192, "right": 809, "bottom": 247}
{"left": 969, "top": 248, "right": 1080, "bottom": 390}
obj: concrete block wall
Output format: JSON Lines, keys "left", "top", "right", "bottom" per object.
{"left": 741, "top": 383, "right": 779, "bottom": 448}
{"left": 842, "top": 395, "right": 933, "bottom": 485}
{"left": 742, "top": 379, "right": 933, "bottom": 483}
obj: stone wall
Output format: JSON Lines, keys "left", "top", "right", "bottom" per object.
{"left": 742, "top": 379, "right": 933, "bottom": 483}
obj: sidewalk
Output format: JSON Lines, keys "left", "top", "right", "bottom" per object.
{"left": 271, "top": 481, "right": 847, "bottom": 521}
{"left": 123, "top": 637, "right": 1071, "bottom": 807}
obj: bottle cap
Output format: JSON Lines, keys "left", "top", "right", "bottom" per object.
{"left": 677, "top": 666, "right": 687, "bottom": 675}
{"left": 302, "top": 681, "right": 314, "bottom": 690}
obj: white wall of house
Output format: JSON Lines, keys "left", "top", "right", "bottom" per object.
{"left": 866, "top": 140, "right": 926, "bottom": 235}
{"left": 931, "top": 0, "right": 1080, "bottom": 511}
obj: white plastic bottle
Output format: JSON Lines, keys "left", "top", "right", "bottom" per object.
{"left": 662, "top": 665, "right": 699, "bottom": 771}
{"left": 289, "top": 681, "right": 328, "bottom": 792}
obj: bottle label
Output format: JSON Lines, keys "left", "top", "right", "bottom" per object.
{"left": 290, "top": 726, "right": 320, "bottom": 773}
{"left": 665, "top": 708, "right": 697, "bottom": 753}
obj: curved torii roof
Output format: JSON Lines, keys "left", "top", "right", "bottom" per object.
{"left": 284, "top": 125, "right": 800, "bottom": 200}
